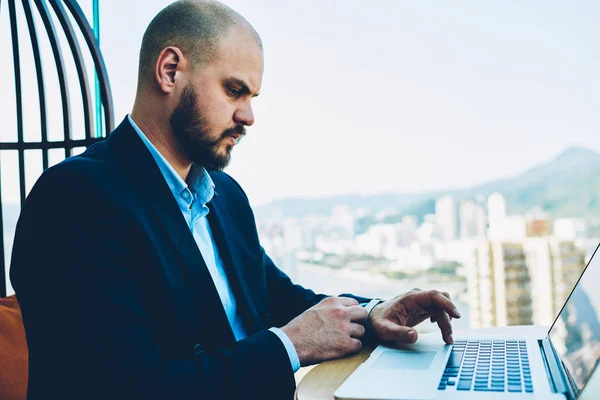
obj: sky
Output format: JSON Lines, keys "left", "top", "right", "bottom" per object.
{"left": 2, "top": 0, "right": 600, "bottom": 207}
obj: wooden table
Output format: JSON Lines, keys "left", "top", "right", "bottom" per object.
{"left": 295, "top": 326, "right": 600, "bottom": 400}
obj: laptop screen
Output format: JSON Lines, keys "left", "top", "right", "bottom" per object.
{"left": 549, "top": 243, "right": 600, "bottom": 393}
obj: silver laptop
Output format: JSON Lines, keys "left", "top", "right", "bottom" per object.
{"left": 335, "top": 243, "right": 600, "bottom": 400}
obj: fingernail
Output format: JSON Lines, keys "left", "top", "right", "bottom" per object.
{"left": 448, "top": 334, "right": 454, "bottom": 344}
{"left": 407, "top": 330, "right": 416, "bottom": 341}
{"left": 453, "top": 308, "right": 461, "bottom": 318}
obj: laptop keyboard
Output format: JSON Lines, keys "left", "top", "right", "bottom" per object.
{"left": 437, "top": 339, "right": 534, "bottom": 393}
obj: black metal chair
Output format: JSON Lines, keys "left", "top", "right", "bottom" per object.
{"left": 1, "top": 2, "right": 113, "bottom": 398}
{"left": 1, "top": 0, "right": 114, "bottom": 299}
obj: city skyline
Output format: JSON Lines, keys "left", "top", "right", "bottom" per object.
{"left": 258, "top": 189, "right": 597, "bottom": 330}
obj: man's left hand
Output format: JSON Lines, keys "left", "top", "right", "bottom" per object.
{"left": 367, "top": 289, "right": 461, "bottom": 347}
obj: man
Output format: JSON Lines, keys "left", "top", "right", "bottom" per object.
{"left": 10, "top": 1, "right": 460, "bottom": 399}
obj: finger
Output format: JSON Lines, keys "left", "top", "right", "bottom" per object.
{"left": 338, "top": 297, "right": 360, "bottom": 307}
{"left": 430, "top": 314, "right": 450, "bottom": 323}
{"left": 347, "top": 305, "right": 369, "bottom": 322}
{"left": 416, "top": 290, "right": 461, "bottom": 319}
{"left": 434, "top": 309, "right": 453, "bottom": 344}
{"left": 348, "top": 338, "right": 363, "bottom": 353}
{"left": 374, "top": 319, "right": 418, "bottom": 344}
{"left": 349, "top": 322, "right": 366, "bottom": 339}
{"left": 441, "top": 292, "right": 453, "bottom": 321}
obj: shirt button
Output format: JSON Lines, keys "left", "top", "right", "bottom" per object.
{"left": 182, "top": 191, "right": 190, "bottom": 199}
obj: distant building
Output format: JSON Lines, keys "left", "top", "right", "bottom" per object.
{"left": 525, "top": 238, "right": 586, "bottom": 325}
{"left": 398, "top": 216, "right": 418, "bottom": 246}
{"left": 553, "top": 218, "right": 588, "bottom": 240}
{"left": 355, "top": 224, "right": 399, "bottom": 260}
{"left": 436, "top": 196, "right": 457, "bottom": 242}
{"left": 525, "top": 207, "right": 552, "bottom": 237}
{"left": 459, "top": 199, "right": 487, "bottom": 239}
{"left": 416, "top": 214, "right": 441, "bottom": 244}
{"left": 465, "top": 237, "right": 586, "bottom": 328}
{"left": 487, "top": 193, "right": 506, "bottom": 239}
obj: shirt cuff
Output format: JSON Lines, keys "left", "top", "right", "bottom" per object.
{"left": 269, "top": 327, "right": 301, "bottom": 372}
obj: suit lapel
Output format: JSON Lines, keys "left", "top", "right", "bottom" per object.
{"left": 207, "top": 193, "right": 264, "bottom": 334}
{"left": 106, "top": 118, "right": 236, "bottom": 348}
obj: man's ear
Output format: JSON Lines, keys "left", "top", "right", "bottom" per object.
{"left": 154, "top": 46, "right": 185, "bottom": 94}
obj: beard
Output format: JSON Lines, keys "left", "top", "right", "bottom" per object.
{"left": 169, "top": 84, "right": 245, "bottom": 170}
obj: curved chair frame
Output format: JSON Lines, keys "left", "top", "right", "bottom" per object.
{"left": 0, "top": 0, "right": 114, "bottom": 298}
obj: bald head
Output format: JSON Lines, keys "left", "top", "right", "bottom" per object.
{"left": 137, "top": 0, "right": 262, "bottom": 87}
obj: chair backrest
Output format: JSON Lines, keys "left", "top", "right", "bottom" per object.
{"left": 1, "top": 2, "right": 115, "bottom": 398}
{"left": 1, "top": 0, "right": 114, "bottom": 298}
{"left": 0, "top": 295, "right": 27, "bottom": 400}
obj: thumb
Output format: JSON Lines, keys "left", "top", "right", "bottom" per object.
{"left": 373, "top": 319, "right": 418, "bottom": 344}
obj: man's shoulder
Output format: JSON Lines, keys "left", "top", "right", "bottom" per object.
{"left": 29, "top": 140, "right": 122, "bottom": 205}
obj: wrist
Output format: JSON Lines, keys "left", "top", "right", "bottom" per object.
{"left": 281, "top": 325, "right": 307, "bottom": 366}
{"left": 363, "top": 298, "right": 384, "bottom": 330}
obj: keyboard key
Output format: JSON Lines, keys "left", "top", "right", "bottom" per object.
{"left": 474, "top": 386, "right": 504, "bottom": 392}
{"left": 508, "top": 385, "right": 522, "bottom": 392}
{"left": 447, "top": 352, "right": 464, "bottom": 368}
{"left": 457, "top": 380, "right": 472, "bottom": 390}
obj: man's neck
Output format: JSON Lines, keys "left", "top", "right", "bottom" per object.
{"left": 129, "top": 110, "right": 192, "bottom": 181}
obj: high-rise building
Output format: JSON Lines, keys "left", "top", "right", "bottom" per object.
{"left": 459, "top": 199, "right": 487, "bottom": 239}
{"left": 436, "top": 196, "right": 457, "bottom": 242}
{"left": 490, "top": 242, "right": 533, "bottom": 327}
{"left": 465, "top": 237, "right": 586, "bottom": 328}
{"left": 487, "top": 193, "right": 506, "bottom": 238}
{"left": 462, "top": 239, "right": 495, "bottom": 328}
{"left": 553, "top": 218, "right": 588, "bottom": 240}
{"left": 547, "top": 240, "right": 586, "bottom": 319}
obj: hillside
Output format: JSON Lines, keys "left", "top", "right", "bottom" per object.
{"left": 255, "top": 146, "right": 600, "bottom": 222}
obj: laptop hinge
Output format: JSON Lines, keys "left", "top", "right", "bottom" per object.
{"left": 539, "top": 338, "right": 577, "bottom": 400}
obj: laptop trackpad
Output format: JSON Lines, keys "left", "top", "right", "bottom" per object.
{"left": 372, "top": 350, "right": 436, "bottom": 370}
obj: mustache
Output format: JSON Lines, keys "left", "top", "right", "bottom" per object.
{"left": 222, "top": 125, "right": 246, "bottom": 142}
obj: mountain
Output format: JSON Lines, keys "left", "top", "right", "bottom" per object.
{"left": 255, "top": 146, "right": 600, "bottom": 222}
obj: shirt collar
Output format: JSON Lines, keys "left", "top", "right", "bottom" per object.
{"left": 127, "top": 114, "right": 215, "bottom": 208}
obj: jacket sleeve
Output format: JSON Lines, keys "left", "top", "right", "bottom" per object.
{"left": 10, "top": 165, "right": 296, "bottom": 400}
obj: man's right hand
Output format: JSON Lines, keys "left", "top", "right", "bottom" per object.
{"left": 281, "top": 297, "right": 368, "bottom": 367}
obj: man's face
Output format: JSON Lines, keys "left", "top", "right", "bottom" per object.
{"left": 169, "top": 27, "right": 264, "bottom": 170}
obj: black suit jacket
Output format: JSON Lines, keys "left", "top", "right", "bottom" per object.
{"left": 10, "top": 118, "right": 370, "bottom": 400}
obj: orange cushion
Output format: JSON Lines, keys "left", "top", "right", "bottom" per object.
{"left": 0, "top": 295, "right": 28, "bottom": 400}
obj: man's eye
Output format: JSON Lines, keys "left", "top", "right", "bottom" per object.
{"left": 227, "top": 87, "right": 240, "bottom": 97}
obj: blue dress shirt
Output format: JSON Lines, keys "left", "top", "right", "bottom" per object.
{"left": 128, "top": 115, "right": 300, "bottom": 372}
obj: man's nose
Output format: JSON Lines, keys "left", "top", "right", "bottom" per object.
{"left": 233, "top": 103, "right": 255, "bottom": 127}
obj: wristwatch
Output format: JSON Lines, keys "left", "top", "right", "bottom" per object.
{"left": 361, "top": 298, "right": 384, "bottom": 332}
